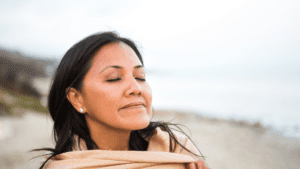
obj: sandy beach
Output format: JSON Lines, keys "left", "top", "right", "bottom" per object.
{"left": 0, "top": 109, "right": 299, "bottom": 169}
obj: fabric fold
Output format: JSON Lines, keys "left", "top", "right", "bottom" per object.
{"left": 44, "top": 127, "right": 204, "bottom": 169}
{"left": 45, "top": 150, "right": 196, "bottom": 169}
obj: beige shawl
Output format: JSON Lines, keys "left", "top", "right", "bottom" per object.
{"left": 44, "top": 127, "right": 207, "bottom": 169}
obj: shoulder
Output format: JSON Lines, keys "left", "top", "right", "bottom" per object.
{"left": 171, "top": 130, "right": 201, "bottom": 159}
{"left": 147, "top": 127, "right": 201, "bottom": 159}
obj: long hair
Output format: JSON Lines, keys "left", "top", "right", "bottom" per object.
{"left": 33, "top": 32, "right": 204, "bottom": 169}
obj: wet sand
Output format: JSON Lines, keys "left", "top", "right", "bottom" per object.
{"left": 0, "top": 110, "right": 299, "bottom": 169}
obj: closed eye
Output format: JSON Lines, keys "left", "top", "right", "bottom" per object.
{"left": 107, "top": 78, "right": 145, "bottom": 82}
{"left": 136, "top": 78, "right": 145, "bottom": 82}
{"left": 107, "top": 78, "right": 121, "bottom": 82}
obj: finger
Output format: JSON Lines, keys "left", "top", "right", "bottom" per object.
{"left": 195, "top": 160, "right": 209, "bottom": 169}
{"left": 195, "top": 160, "right": 202, "bottom": 169}
{"left": 186, "top": 162, "right": 196, "bottom": 169}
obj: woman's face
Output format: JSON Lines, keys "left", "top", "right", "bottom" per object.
{"left": 80, "top": 42, "right": 152, "bottom": 131}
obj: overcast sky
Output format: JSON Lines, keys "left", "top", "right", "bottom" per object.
{"left": 0, "top": 0, "right": 299, "bottom": 80}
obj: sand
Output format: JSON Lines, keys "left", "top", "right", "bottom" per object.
{"left": 0, "top": 109, "right": 299, "bottom": 169}
{"left": 152, "top": 109, "right": 300, "bottom": 169}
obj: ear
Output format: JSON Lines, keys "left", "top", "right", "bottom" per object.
{"left": 66, "top": 87, "right": 86, "bottom": 113}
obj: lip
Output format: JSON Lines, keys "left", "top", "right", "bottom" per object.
{"left": 120, "top": 102, "right": 145, "bottom": 110}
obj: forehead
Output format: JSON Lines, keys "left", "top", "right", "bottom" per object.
{"left": 91, "top": 42, "right": 142, "bottom": 68}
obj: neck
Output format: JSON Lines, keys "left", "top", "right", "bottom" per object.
{"left": 85, "top": 118, "right": 131, "bottom": 151}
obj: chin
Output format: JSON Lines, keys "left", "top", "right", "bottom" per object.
{"left": 136, "top": 120, "right": 151, "bottom": 130}
{"left": 123, "top": 116, "right": 151, "bottom": 131}
{"left": 118, "top": 108, "right": 152, "bottom": 131}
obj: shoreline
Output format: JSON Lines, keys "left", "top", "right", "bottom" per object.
{"left": 153, "top": 108, "right": 300, "bottom": 139}
{"left": 153, "top": 108, "right": 270, "bottom": 136}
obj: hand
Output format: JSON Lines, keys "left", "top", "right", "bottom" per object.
{"left": 186, "top": 160, "right": 209, "bottom": 169}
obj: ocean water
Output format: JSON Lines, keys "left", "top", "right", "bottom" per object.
{"left": 147, "top": 70, "right": 300, "bottom": 139}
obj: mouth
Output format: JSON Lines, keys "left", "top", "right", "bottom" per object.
{"left": 120, "top": 102, "right": 146, "bottom": 110}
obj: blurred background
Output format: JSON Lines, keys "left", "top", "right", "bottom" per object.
{"left": 0, "top": 0, "right": 299, "bottom": 168}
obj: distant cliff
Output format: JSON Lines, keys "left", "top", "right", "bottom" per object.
{"left": 0, "top": 48, "right": 57, "bottom": 97}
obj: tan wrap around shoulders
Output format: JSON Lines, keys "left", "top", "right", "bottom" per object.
{"left": 44, "top": 127, "right": 205, "bottom": 169}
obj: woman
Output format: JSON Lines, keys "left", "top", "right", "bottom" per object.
{"left": 36, "top": 32, "right": 209, "bottom": 169}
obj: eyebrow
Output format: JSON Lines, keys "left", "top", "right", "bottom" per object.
{"left": 99, "top": 65, "right": 144, "bottom": 74}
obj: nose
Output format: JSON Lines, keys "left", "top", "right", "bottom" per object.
{"left": 125, "top": 76, "right": 142, "bottom": 97}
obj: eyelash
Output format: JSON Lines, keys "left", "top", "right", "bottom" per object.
{"left": 107, "top": 78, "right": 145, "bottom": 82}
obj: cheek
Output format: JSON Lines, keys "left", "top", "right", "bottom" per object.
{"left": 147, "top": 83, "right": 152, "bottom": 99}
{"left": 83, "top": 85, "right": 120, "bottom": 114}
{"left": 101, "top": 91, "right": 120, "bottom": 109}
{"left": 143, "top": 83, "right": 152, "bottom": 108}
